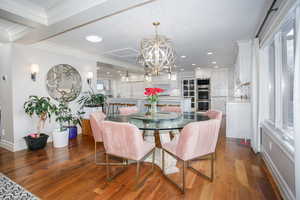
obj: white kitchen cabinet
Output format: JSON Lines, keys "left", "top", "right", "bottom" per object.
{"left": 235, "top": 40, "right": 253, "bottom": 84}
{"left": 210, "top": 69, "right": 229, "bottom": 97}
{"left": 226, "top": 100, "right": 251, "bottom": 139}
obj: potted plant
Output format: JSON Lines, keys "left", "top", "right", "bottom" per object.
{"left": 52, "top": 102, "right": 71, "bottom": 148}
{"left": 77, "top": 88, "right": 106, "bottom": 118}
{"left": 66, "top": 110, "right": 84, "bottom": 139}
{"left": 23, "top": 96, "right": 56, "bottom": 150}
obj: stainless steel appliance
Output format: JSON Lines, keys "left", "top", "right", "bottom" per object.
{"left": 196, "top": 79, "right": 210, "bottom": 111}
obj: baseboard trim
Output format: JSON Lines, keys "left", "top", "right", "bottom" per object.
{"left": 0, "top": 139, "right": 14, "bottom": 151}
{"left": 261, "top": 146, "right": 295, "bottom": 200}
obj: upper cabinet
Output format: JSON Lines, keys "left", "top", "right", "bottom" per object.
{"left": 235, "top": 40, "right": 253, "bottom": 84}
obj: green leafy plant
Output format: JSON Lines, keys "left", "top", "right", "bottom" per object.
{"left": 54, "top": 103, "right": 83, "bottom": 131}
{"left": 77, "top": 89, "right": 106, "bottom": 108}
{"left": 24, "top": 96, "right": 56, "bottom": 134}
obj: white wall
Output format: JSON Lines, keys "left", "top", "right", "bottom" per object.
{"left": 0, "top": 44, "right": 14, "bottom": 150}
{"left": 1, "top": 43, "right": 100, "bottom": 151}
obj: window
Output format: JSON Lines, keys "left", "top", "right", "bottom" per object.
{"left": 281, "top": 20, "right": 295, "bottom": 131}
{"left": 268, "top": 42, "right": 276, "bottom": 123}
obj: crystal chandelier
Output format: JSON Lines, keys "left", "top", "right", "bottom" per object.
{"left": 138, "top": 22, "right": 176, "bottom": 76}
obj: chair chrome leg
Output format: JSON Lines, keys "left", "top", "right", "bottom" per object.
{"left": 211, "top": 153, "right": 214, "bottom": 180}
{"left": 94, "top": 141, "right": 97, "bottom": 162}
{"left": 106, "top": 153, "right": 111, "bottom": 181}
{"left": 187, "top": 153, "right": 214, "bottom": 182}
{"left": 162, "top": 149, "right": 165, "bottom": 173}
{"left": 135, "top": 161, "right": 140, "bottom": 188}
{"left": 161, "top": 150, "right": 185, "bottom": 193}
{"left": 182, "top": 161, "right": 186, "bottom": 194}
{"left": 152, "top": 150, "right": 155, "bottom": 171}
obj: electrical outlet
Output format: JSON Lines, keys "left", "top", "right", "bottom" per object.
{"left": 2, "top": 129, "right": 5, "bottom": 136}
{"left": 269, "top": 142, "right": 272, "bottom": 151}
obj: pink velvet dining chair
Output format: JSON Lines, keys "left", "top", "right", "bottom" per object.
{"left": 205, "top": 110, "right": 222, "bottom": 121}
{"left": 90, "top": 111, "right": 107, "bottom": 165}
{"left": 118, "top": 106, "right": 139, "bottom": 115}
{"left": 205, "top": 110, "right": 222, "bottom": 159}
{"left": 161, "top": 118, "right": 222, "bottom": 193}
{"left": 100, "top": 121, "right": 155, "bottom": 188}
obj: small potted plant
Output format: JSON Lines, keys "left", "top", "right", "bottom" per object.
{"left": 23, "top": 96, "right": 56, "bottom": 150}
{"left": 77, "top": 88, "right": 106, "bottom": 118}
{"left": 53, "top": 102, "right": 71, "bottom": 148}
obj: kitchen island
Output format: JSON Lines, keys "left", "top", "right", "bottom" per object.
{"left": 107, "top": 96, "right": 192, "bottom": 113}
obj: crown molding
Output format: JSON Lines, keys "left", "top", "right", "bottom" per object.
{"left": 46, "top": 0, "right": 108, "bottom": 25}
{"left": 0, "top": 0, "right": 47, "bottom": 25}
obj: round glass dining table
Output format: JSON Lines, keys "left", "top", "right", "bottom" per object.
{"left": 106, "top": 112, "right": 210, "bottom": 174}
{"left": 106, "top": 112, "right": 209, "bottom": 130}
{"left": 106, "top": 112, "right": 209, "bottom": 146}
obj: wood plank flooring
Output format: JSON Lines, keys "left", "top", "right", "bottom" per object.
{"left": 0, "top": 119, "right": 282, "bottom": 200}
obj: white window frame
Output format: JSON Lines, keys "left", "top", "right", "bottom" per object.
{"left": 265, "top": 11, "right": 296, "bottom": 146}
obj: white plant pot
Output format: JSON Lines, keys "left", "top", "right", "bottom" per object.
{"left": 52, "top": 129, "right": 69, "bottom": 148}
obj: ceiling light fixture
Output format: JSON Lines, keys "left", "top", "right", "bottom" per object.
{"left": 207, "top": 51, "right": 213, "bottom": 55}
{"left": 212, "top": 61, "right": 217, "bottom": 64}
{"left": 214, "top": 66, "right": 219, "bottom": 69}
{"left": 192, "top": 64, "right": 196, "bottom": 66}
{"left": 86, "top": 35, "right": 103, "bottom": 43}
{"left": 181, "top": 55, "right": 187, "bottom": 58}
{"left": 138, "top": 22, "right": 176, "bottom": 76}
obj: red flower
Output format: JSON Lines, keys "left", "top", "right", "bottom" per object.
{"left": 144, "top": 88, "right": 164, "bottom": 96}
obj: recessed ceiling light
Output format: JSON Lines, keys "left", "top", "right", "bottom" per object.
{"left": 106, "top": 72, "right": 110, "bottom": 74}
{"left": 207, "top": 51, "right": 213, "bottom": 55}
{"left": 86, "top": 35, "right": 103, "bottom": 43}
{"left": 197, "top": 67, "right": 201, "bottom": 69}
{"left": 181, "top": 55, "right": 187, "bottom": 58}
{"left": 117, "top": 71, "right": 121, "bottom": 73}
{"left": 180, "top": 68, "right": 184, "bottom": 71}
{"left": 214, "top": 66, "right": 219, "bottom": 69}
{"left": 212, "top": 61, "right": 217, "bottom": 64}
{"left": 192, "top": 64, "right": 196, "bottom": 66}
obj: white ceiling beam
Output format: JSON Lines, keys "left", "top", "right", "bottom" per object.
{"left": 0, "top": 0, "right": 47, "bottom": 27}
{"left": 15, "top": 0, "right": 158, "bottom": 44}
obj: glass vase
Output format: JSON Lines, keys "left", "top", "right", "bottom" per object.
{"left": 150, "top": 102, "right": 157, "bottom": 115}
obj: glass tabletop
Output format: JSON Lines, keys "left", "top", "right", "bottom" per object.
{"left": 106, "top": 112, "right": 210, "bottom": 131}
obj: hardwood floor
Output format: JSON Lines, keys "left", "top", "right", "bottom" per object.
{"left": 0, "top": 119, "right": 282, "bottom": 200}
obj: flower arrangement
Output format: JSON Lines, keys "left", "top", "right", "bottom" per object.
{"left": 144, "top": 88, "right": 164, "bottom": 103}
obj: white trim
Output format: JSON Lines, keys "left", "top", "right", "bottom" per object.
{"left": 0, "top": 0, "right": 47, "bottom": 25}
{"left": 261, "top": 146, "right": 296, "bottom": 200}
{"left": 0, "top": 139, "right": 14, "bottom": 151}
{"left": 261, "top": 122, "right": 294, "bottom": 161}
{"left": 261, "top": 0, "right": 299, "bottom": 47}
{"left": 47, "top": 0, "right": 108, "bottom": 25}
{"left": 293, "top": 5, "right": 300, "bottom": 199}
{"left": 274, "top": 31, "right": 284, "bottom": 128}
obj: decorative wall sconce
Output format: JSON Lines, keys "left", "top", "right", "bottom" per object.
{"left": 30, "top": 64, "right": 39, "bottom": 81}
{"left": 87, "top": 72, "right": 93, "bottom": 85}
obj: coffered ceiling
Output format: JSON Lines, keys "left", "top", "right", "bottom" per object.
{"left": 0, "top": 0, "right": 273, "bottom": 71}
